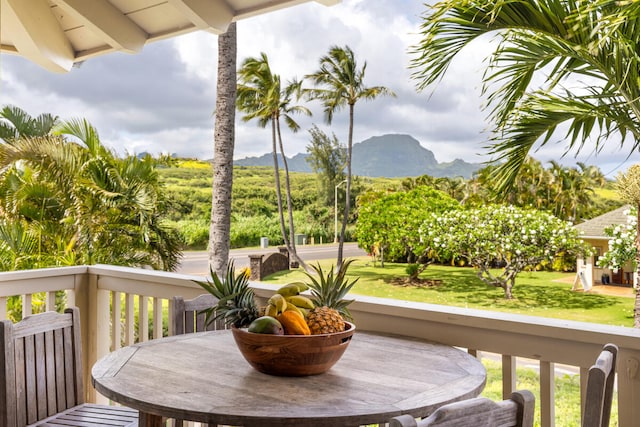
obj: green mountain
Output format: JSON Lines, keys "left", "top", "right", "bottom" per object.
{"left": 234, "top": 134, "right": 482, "bottom": 178}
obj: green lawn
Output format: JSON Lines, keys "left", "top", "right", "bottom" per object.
{"left": 262, "top": 257, "right": 635, "bottom": 327}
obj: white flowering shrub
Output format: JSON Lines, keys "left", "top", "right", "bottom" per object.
{"left": 597, "top": 208, "right": 637, "bottom": 270}
{"left": 418, "top": 205, "right": 591, "bottom": 298}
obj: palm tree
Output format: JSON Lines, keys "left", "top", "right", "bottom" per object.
{"left": 411, "top": 0, "right": 640, "bottom": 190}
{"left": 306, "top": 45, "right": 395, "bottom": 267}
{"left": 236, "top": 52, "right": 311, "bottom": 270}
{"left": 209, "top": 22, "right": 237, "bottom": 277}
{"left": 0, "top": 105, "right": 58, "bottom": 142}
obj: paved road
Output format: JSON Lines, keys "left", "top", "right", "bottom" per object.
{"left": 178, "top": 242, "right": 367, "bottom": 276}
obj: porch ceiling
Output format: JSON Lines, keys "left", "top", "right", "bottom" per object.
{"left": 0, "top": 0, "right": 339, "bottom": 73}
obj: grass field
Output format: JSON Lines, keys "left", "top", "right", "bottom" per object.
{"left": 262, "top": 257, "right": 634, "bottom": 327}
{"left": 262, "top": 258, "right": 630, "bottom": 426}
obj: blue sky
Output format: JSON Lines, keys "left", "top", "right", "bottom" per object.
{"left": 1, "top": 0, "right": 639, "bottom": 177}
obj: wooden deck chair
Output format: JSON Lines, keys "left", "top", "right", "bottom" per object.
{"left": 0, "top": 307, "right": 138, "bottom": 427}
{"left": 171, "top": 294, "right": 221, "bottom": 335}
{"left": 582, "top": 343, "right": 618, "bottom": 427}
{"left": 390, "top": 390, "right": 535, "bottom": 427}
{"left": 170, "top": 294, "right": 220, "bottom": 427}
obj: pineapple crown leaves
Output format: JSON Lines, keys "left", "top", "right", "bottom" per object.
{"left": 304, "top": 259, "right": 358, "bottom": 321}
{"left": 193, "top": 261, "right": 259, "bottom": 328}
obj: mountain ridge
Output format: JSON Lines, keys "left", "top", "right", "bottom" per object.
{"left": 234, "top": 134, "right": 483, "bottom": 179}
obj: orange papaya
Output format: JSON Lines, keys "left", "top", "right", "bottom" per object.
{"left": 277, "top": 310, "right": 311, "bottom": 335}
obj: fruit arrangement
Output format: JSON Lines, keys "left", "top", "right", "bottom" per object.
{"left": 195, "top": 260, "right": 358, "bottom": 375}
{"left": 195, "top": 259, "right": 358, "bottom": 336}
{"left": 248, "top": 259, "right": 358, "bottom": 336}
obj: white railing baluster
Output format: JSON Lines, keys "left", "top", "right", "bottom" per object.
{"left": 112, "top": 291, "right": 122, "bottom": 351}
{"left": 540, "top": 361, "right": 555, "bottom": 427}
{"left": 22, "top": 294, "right": 32, "bottom": 317}
{"left": 139, "top": 295, "right": 149, "bottom": 342}
{"left": 45, "top": 291, "right": 56, "bottom": 312}
{"left": 0, "top": 296, "right": 6, "bottom": 320}
{"left": 501, "top": 355, "right": 516, "bottom": 399}
{"left": 125, "top": 293, "right": 135, "bottom": 345}
{"left": 153, "top": 297, "right": 163, "bottom": 339}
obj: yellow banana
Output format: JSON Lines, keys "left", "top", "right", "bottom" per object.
{"left": 276, "top": 283, "right": 302, "bottom": 297}
{"left": 268, "top": 293, "right": 287, "bottom": 313}
{"left": 265, "top": 304, "right": 278, "bottom": 317}
{"left": 291, "top": 281, "right": 309, "bottom": 292}
{"left": 285, "top": 295, "right": 315, "bottom": 310}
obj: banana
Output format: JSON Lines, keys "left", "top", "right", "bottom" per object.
{"left": 276, "top": 283, "right": 302, "bottom": 297}
{"left": 285, "top": 295, "right": 315, "bottom": 310}
{"left": 265, "top": 304, "right": 278, "bottom": 318}
{"left": 268, "top": 293, "right": 287, "bottom": 313}
{"left": 290, "top": 281, "right": 309, "bottom": 292}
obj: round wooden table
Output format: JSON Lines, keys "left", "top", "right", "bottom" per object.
{"left": 91, "top": 330, "right": 486, "bottom": 427}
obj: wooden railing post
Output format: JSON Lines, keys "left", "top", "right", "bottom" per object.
{"left": 76, "top": 269, "right": 111, "bottom": 404}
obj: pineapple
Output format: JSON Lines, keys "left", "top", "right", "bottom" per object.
{"left": 194, "top": 262, "right": 259, "bottom": 328}
{"left": 305, "top": 259, "right": 358, "bottom": 334}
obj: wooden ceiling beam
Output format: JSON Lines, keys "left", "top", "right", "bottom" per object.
{"left": 5, "top": 0, "right": 74, "bottom": 72}
{"left": 168, "top": 0, "right": 234, "bottom": 34}
{"left": 56, "top": 0, "right": 148, "bottom": 53}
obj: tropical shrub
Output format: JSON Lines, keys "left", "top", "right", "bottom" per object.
{"left": 355, "top": 186, "right": 459, "bottom": 263}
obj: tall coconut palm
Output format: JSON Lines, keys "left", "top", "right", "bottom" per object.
{"left": 412, "top": 0, "right": 640, "bottom": 326}
{"left": 209, "top": 22, "right": 237, "bottom": 277}
{"left": 236, "top": 52, "right": 311, "bottom": 270}
{"left": 306, "top": 45, "right": 395, "bottom": 267}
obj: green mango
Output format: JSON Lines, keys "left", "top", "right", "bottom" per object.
{"left": 247, "top": 316, "right": 284, "bottom": 335}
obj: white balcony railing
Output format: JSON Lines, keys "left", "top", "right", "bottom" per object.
{"left": 1, "top": 264, "right": 639, "bottom": 427}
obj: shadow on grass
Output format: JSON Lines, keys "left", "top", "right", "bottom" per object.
{"left": 356, "top": 265, "right": 616, "bottom": 311}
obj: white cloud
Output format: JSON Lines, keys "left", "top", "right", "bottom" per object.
{"left": 1, "top": 0, "right": 639, "bottom": 178}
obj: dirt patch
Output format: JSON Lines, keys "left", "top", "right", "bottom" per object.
{"left": 586, "top": 285, "right": 635, "bottom": 298}
{"left": 555, "top": 276, "right": 635, "bottom": 298}
{"left": 390, "top": 278, "right": 443, "bottom": 288}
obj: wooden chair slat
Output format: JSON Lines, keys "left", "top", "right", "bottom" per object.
{"left": 24, "top": 335, "right": 38, "bottom": 424}
{"left": 0, "top": 321, "right": 17, "bottom": 425}
{"left": 29, "top": 403, "right": 138, "bottom": 426}
{"left": 1, "top": 308, "right": 138, "bottom": 427}
{"left": 63, "top": 325, "right": 75, "bottom": 407}
{"left": 53, "top": 329, "right": 66, "bottom": 413}
{"left": 44, "top": 331, "right": 56, "bottom": 417}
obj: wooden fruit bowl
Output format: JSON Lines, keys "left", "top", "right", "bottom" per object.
{"left": 231, "top": 322, "right": 355, "bottom": 376}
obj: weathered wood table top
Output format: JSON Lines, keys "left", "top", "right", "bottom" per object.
{"left": 91, "top": 330, "right": 486, "bottom": 427}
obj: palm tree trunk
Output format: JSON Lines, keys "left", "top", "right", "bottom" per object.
{"left": 272, "top": 118, "right": 290, "bottom": 256}
{"left": 209, "top": 22, "right": 236, "bottom": 277}
{"left": 337, "top": 104, "right": 354, "bottom": 268}
{"left": 276, "top": 122, "right": 310, "bottom": 271}
{"left": 635, "top": 205, "right": 640, "bottom": 328}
